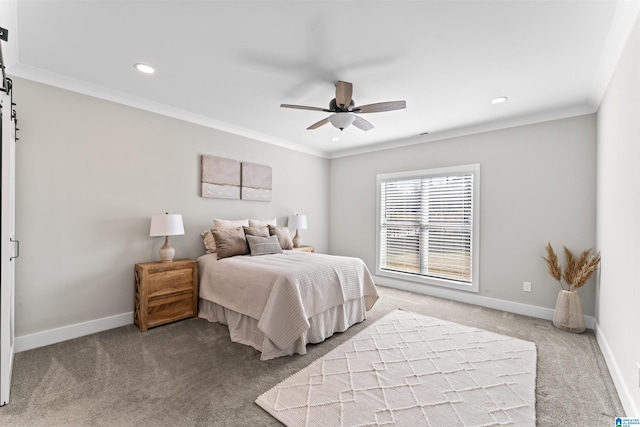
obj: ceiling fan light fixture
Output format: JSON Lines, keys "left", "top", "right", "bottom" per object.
{"left": 328, "top": 113, "right": 356, "bottom": 131}
{"left": 281, "top": 81, "right": 406, "bottom": 132}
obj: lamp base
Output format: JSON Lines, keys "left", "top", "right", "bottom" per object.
{"left": 159, "top": 236, "right": 175, "bottom": 262}
{"left": 293, "top": 229, "right": 302, "bottom": 248}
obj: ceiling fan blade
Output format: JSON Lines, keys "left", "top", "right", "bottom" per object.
{"left": 280, "top": 104, "right": 331, "bottom": 112}
{"left": 335, "top": 81, "right": 353, "bottom": 109}
{"left": 307, "top": 117, "right": 330, "bottom": 130}
{"left": 352, "top": 116, "right": 374, "bottom": 131}
{"left": 353, "top": 100, "right": 406, "bottom": 113}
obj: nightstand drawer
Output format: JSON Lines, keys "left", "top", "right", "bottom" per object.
{"left": 147, "top": 291, "right": 194, "bottom": 328}
{"left": 146, "top": 269, "right": 193, "bottom": 297}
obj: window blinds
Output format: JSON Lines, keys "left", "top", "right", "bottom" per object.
{"left": 380, "top": 173, "right": 473, "bottom": 283}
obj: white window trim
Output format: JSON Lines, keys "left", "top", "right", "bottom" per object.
{"left": 375, "top": 163, "right": 480, "bottom": 293}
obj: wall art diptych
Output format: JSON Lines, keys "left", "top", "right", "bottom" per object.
{"left": 201, "top": 155, "right": 272, "bottom": 202}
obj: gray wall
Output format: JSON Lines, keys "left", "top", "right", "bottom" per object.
{"left": 10, "top": 75, "right": 604, "bottom": 348}
{"left": 329, "top": 115, "right": 597, "bottom": 315}
{"left": 12, "top": 77, "right": 329, "bottom": 337}
{"left": 596, "top": 14, "right": 640, "bottom": 414}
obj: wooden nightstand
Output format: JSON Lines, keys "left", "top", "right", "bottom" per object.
{"left": 134, "top": 259, "right": 198, "bottom": 332}
{"left": 293, "top": 245, "right": 314, "bottom": 253}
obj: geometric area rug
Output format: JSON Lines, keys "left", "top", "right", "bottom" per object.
{"left": 256, "top": 309, "right": 537, "bottom": 426}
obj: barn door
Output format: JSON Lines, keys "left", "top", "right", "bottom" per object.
{"left": 0, "top": 83, "right": 17, "bottom": 406}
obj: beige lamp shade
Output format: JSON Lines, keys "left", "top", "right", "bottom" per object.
{"left": 150, "top": 213, "right": 184, "bottom": 262}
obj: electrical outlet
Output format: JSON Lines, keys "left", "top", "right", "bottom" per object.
{"left": 523, "top": 281, "right": 532, "bottom": 292}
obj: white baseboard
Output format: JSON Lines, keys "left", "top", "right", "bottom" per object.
{"left": 595, "top": 323, "right": 638, "bottom": 417}
{"left": 13, "top": 279, "right": 599, "bottom": 353}
{"left": 14, "top": 312, "right": 133, "bottom": 353}
{"left": 375, "top": 276, "right": 596, "bottom": 329}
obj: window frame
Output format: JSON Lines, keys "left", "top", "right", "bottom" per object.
{"left": 375, "top": 164, "right": 480, "bottom": 293}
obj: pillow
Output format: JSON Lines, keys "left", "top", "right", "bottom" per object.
{"left": 214, "top": 218, "right": 249, "bottom": 229}
{"left": 243, "top": 226, "right": 270, "bottom": 238}
{"left": 205, "top": 219, "right": 249, "bottom": 253}
{"left": 201, "top": 229, "right": 217, "bottom": 253}
{"left": 246, "top": 235, "right": 283, "bottom": 256}
{"left": 212, "top": 227, "right": 249, "bottom": 259}
{"left": 268, "top": 225, "right": 293, "bottom": 250}
{"left": 249, "top": 218, "right": 277, "bottom": 227}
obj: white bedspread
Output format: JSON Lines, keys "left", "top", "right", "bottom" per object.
{"left": 198, "top": 251, "right": 379, "bottom": 350}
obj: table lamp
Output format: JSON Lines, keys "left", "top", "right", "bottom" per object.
{"left": 288, "top": 214, "right": 307, "bottom": 248}
{"left": 149, "top": 212, "right": 184, "bottom": 262}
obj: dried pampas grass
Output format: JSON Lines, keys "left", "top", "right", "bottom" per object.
{"left": 543, "top": 243, "right": 561, "bottom": 282}
{"left": 542, "top": 242, "right": 601, "bottom": 291}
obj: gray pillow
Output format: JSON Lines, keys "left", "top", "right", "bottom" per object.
{"left": 243, "top": 225, "right": 270, "bottom": 238}
{"left": 213, "top": 227, "right": 249, "bottom": 259}
{"left": 246, "top": 235, "right": 283, "bottom": 256}
{"left": 268, "top": 225, "right": 293, "bottom": 250}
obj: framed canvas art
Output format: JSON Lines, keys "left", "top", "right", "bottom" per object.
{"left": 201, "top": 155, "right": 241, "bottom": 199}
{"left": 241, "top": 162, "right": 272, "bottom": 201}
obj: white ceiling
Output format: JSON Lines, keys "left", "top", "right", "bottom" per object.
{"left": 2, "top": 1, "right": 640, "bottom": 158}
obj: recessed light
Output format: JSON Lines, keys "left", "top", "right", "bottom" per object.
{"left": 491, "top": 96, "right": 508, "bottom": 104}
{"left": 331, "top": 137, "right": 340, "bottom": 142}
{"left": 134, "top": 63, "right": 155, "bottom": 74}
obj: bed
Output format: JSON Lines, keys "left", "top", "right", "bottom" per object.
{"left": 197, "top": 250, "right": 379, "bottom": 360}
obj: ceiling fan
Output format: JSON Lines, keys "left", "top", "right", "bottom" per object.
{"left": 280, "top": 81, "right": 406, "bottom": 131}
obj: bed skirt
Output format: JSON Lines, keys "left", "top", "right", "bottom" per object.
{"left": 198, "top": 297, "right": 367, "bottom": 360}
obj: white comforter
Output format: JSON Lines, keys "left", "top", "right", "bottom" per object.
{"left": 198, "top": 251, "right": 379, "bottom": 350}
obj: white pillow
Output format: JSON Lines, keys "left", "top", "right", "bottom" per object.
{"left": 249, "top": 218, "right": 277, "bottom": 227}
{"left": 214, "top": 218, "right": 249, "bottom": 229}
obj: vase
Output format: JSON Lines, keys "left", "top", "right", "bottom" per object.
{"left": 553, "top": 290, "right": 585, "bottom": 333}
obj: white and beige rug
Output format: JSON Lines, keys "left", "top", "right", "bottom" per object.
{"left": 256, "top": 309, "right": 537, "bottom": 426}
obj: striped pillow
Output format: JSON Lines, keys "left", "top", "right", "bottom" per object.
{"left": 246, "top": 235, "right": 283, "bottom": 256}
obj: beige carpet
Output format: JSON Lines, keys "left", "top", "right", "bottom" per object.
{"left": 256, "top": 309, "right": 537, "bottom": 426}
{"left": 0, "top": 286, "right": 622, "bottom": 426}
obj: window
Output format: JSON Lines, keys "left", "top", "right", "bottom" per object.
{"left": 376, "top": 164, "right": 480, "bottom": 292}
